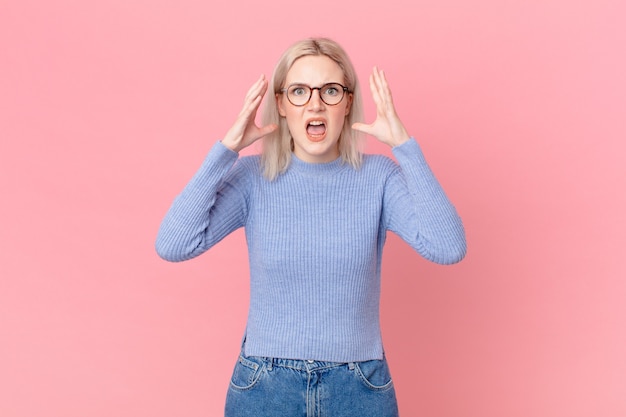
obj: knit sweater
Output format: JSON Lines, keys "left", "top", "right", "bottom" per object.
{"left": 156, "top": 138, "right": 466, "bottom": 362}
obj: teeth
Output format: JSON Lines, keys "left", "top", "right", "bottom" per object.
{"left": 309, "top": 121, "right": 324, "bottom": 126}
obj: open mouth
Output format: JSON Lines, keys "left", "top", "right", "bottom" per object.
{"left": 306, "top": 120, "right": 326, "bottom": 141}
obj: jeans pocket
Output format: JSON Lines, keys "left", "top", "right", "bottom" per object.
{"left": 354, "top": 358, "right": 394, "bottom": 391}
{"left": 229, "top": 355, "right": 266, "bottom": 391}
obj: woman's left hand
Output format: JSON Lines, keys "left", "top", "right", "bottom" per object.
{"left": 352, "top": 67, "right": 411, "bottom": 147}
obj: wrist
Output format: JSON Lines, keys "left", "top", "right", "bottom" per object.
{"left": 389, "top": 133, "right": 411, "bottom": 148}
{"left": 220, "top": 137, "right": 242, "bottom": 153}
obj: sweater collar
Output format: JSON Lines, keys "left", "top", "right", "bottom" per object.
{"left": 289, "top": 153, "right": 346, "bottom": 176}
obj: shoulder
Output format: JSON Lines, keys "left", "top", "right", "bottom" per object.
{"left": 224, "top": 154, "right": 261, "bottom": 179}
{"left": 236, "top": 155, "right": 262, "bottom": 174}
{"left": 222, "top": 155, "right": 263, "bottom": 192}
{"left": 360, "top": 153, "right": 399, "bottom": 177}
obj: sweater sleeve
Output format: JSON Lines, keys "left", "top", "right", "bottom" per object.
{"left": 383, "top": 138, "right": 467, "bottom": 265}
{"left": 155, "top": 141, "right": 249, "bottom": 262}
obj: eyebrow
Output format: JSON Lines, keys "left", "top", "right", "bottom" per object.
{"left": 287, "top": 82, "right": 344, "bottom": 87}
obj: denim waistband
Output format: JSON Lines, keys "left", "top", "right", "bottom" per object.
{"left": 262, "top": 356, "right": 354, "bottom": 372}
{"left": 240, "top": 334, "right": 357, "bottom": 372}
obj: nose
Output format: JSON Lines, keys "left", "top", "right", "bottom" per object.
{"left": 307, "top": 88, "right": 324, "bottom": 110}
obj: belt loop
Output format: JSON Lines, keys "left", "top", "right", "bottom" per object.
{"left": 267, "top": 358, "right": 273, "bottom": 371}
{"left": 348, "top": 362, "right": 355, "bottom": 370}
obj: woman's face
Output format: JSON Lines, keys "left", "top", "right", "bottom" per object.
{"left": 277, "top": 55, "right": 352, "bottom": 163}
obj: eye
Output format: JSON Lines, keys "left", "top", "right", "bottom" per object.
{"left": 324, "top": 85, "right": 340, "bottom": 96}
{"left": 290, "top": 86, "right": 308, "bottom": 96}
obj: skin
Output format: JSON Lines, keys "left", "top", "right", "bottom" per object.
{"left": 352, "top": 66, "right": 411, "bottom": 148}
{"left": 277, "top": 55, "right": 352, "bottom": 163}
{"left": 221, "top": 57, "right": 410, "bottom": 156}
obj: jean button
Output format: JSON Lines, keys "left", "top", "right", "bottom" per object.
{"left": 307, "top": 360, "right": 314, "bottom": 363}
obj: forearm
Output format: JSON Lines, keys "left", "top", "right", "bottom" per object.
{"left": 390, "top": 138, "right": 467, "bottom": 264}
{"left": 155, "top": 142, "right": 241, "bottom": 262}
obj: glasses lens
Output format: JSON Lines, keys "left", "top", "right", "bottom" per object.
{"left": 287, "top": 85, "right": 311, "bottom": 106}
{"left": 320, "top": 83, "right": 345, "bottom": 105}
{"left": 285, "top": 83, "right": 347, "bottom": 106}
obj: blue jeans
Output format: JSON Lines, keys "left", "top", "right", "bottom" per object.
{"left": 224, "top": 351, "right": 399, "bottom": 417}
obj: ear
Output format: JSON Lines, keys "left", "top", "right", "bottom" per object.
{"left": 344, "top": 92, "right": 353, "bottom": 116}
{"left": 277, "top": 94, "right": 286, "bottom": 117}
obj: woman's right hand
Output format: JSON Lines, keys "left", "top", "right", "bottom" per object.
{"left": 221, "top": 74, "right": 278, "bottom": 153}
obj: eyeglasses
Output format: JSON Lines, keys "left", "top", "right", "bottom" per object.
{"left": 280, "top": 83, "right": 350, "bottom": 106}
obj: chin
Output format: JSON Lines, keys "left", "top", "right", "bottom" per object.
{"left": 293, "top": 138, "right": 339, "bottom": 162}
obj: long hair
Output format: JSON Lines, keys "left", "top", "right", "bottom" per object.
{"left": 261, "top": 38, "right": 364, "bottom": 181}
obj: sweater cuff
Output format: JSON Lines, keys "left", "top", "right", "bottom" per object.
{"left": 391, "top": 137, "right": 426, "bottom": 164}
{"left": 212, "top": 139, "right": 239, "bottom": 158}
{"left": 184, "top": 140, "right": 239, "bottom": 191}
{"left": 200, "top": 140, "right": 239, "bottom": 168}
{"left": 390, "top": 137, "right": 446, "bottom": 197}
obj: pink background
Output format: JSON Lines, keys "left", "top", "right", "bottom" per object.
{"left": 2, "top": 1, "right": 625, "bottom": 416}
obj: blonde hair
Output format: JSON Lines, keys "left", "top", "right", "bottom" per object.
{"left": 261, "top": 38, "right": 364, "bottom": 180}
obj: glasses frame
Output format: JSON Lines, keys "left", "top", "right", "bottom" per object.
{"left": 280, "top": 83, "right": 351, "bottom": 107}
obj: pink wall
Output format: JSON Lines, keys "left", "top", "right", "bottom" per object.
{"left": 1, "top": 1, "right": 624, "bottom": 416}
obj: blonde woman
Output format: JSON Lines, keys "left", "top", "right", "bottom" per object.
{"left": 156, "top": 38, "right": 466, "bottom": 417}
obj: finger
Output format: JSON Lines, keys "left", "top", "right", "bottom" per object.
{"left": 250, "top": 77, "right": 270, "bottom": 110}
{"left": 259, "top": 76, "right": 269, "bottom": 97}
{"left": 370, "top": 71, "right": 388, "bottom": 118}
{"left": 258, "top": 123, "right": 278, "bottom": 138}
{"left": 378, "top": 70, "right": 393, "bottom": 105}
{"left": 372, "top": 67, "right": 392, "bottom": 109}
{"left": 371, "top": 67, "right": 382, "bottom": 95}
{"left": 369, "top": 72, "right": 382, "bottom": 108}
{"left": 244, "top": 74, "right": 266, "bottom": 104}
{"left": 245, "top": 123, "right": 278, "bottom": 147}
{"left": 240, "top": 96, "right": 260, "bottom": 121}
{"left": 372, "top": 67, "right": 391, "bottom": 108}
{"left": 243, "top": 75, "right": 261, "bottom": 101}
{"left": 373, "top": 68, "right": 397, "bottom": 119}
{"left": 351, "top": 122, "right": 375, "bottom": 136}
{"left": 237, "top": 94, "right": 263, "bottom": 126}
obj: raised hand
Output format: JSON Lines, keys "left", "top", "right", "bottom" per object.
{"left": 352, "top": 67, "right": 410, "bottom": 147}
{"left": 221, "top": 74, "right": 278, "bottom": 153}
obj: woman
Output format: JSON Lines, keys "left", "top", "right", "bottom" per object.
{"left": 156, "top": 38, "right": 466, "bottom": 417}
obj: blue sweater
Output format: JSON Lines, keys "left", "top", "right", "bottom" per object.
{"left": 156, "top": 138, "right": 466, "bottom": 362}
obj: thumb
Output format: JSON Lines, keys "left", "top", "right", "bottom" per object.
{"left": 258, "top": 123, "right": 278, "bottom": 138}
{"left": 352, "top": 122, "right": 374, "bottom": 135}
